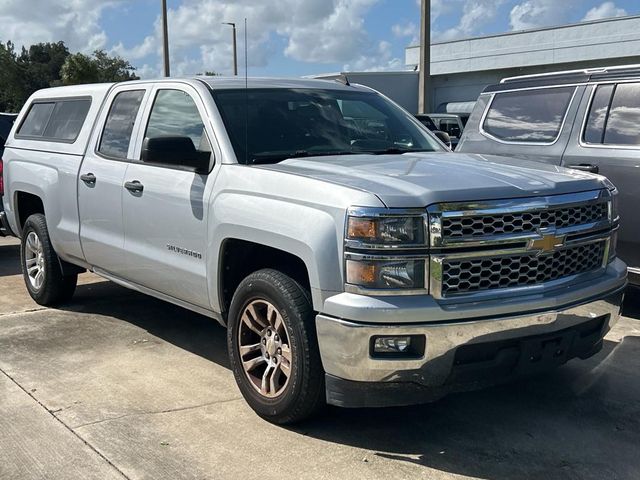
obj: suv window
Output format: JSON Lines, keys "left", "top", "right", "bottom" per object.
{"left": 483, "top": 87, "right": 575, "bottom": 143}
{"left": 604, "top": 83, "right": 640, "bottom": 146}
{"left": 145, "top": 89, "right": 210, "bottom": 154}
{"left": 584, "top": 84, "right": 614, "bottom": 144}
{"left": 17, "top": 99, "right": 91, "bottom": 141}
{"left": 98, "top": 90, "right": 145, "bottom": 159}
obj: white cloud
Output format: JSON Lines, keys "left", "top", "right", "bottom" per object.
{"left": 582, "top": 2, "right": 627, "bottom": 22}
{"left": 110, "top": 0, "right": 384, "bottom": 77}
{"left": 437, "top": 0, "right": 506, "bottom": 41}
{"left": 509, "top": 0, "right": 574, "bottom": 31}
{"left": 343, "top": 40, "right": 404, "bottom": 72}
{"left": 0, "top": 0, "right": 121, "bottom": 52}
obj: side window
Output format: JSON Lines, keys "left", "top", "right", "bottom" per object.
{"left": 145, "top": 89, "right": 210, "bottom": 153}
{"left": 98, "top": 90, "right": 145, "bottom": 159}
{"left": 17, "top": 99, "right": 91, "bottom": 141}
{"left": 483, "top": 87, "right": 575, "bottom": 143}
{"left": 583, "top": 84, "right": 614, "bottom": 144}
{"left": 439, "top": 118, "right": 462, "bottom": 138}
{"left": 603, "top": 83, "right": 640, "bottom": 146}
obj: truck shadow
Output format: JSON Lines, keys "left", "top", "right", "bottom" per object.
{"left": 0, "top": 241, "right": 22, "bottom": 277}
{"left": 62, "top": 278, "right": 640, "bottom": 480}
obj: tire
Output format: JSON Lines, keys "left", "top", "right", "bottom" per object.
{"left": 227, "top": 269, "right": 325, "bottom": 424}
{"left": 20, "top": 214, "right": 77, "bottom": 306}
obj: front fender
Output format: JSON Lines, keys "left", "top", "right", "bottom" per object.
{"left": 208, "top": 192, "right": 345, "bottom": 313}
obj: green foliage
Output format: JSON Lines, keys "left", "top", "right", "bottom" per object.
{"left": 61, "top": 50, "right": 139, "bottom": 85}
{"left": 0, "top": 41, "right": 138, "bottom": 112}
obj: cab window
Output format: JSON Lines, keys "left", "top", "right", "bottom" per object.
{"left": 98, "top": 90, "right": 145, "bottom": 159}
{"left": 144, "top": 89, "right": 211, "bottom": 156}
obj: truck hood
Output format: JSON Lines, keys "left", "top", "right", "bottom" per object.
{"left": 259, "top": 152, "right": 607, "bottom": 208}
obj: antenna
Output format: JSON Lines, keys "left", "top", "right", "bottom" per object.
{"left": 244, "top": 17, "right": 249, "bottom": 164}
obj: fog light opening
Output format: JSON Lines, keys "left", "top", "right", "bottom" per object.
{"left": 370, "top": 335, "right": 426, "bottom": 359}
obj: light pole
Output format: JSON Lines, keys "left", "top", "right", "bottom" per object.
{"left": 161, "top": 0, "right": 170, "bottom": 77}
{"left": 418, "top": 0, "right": 431, "bottom": 113}
{"left": 222, "top": 22, "right": 238, "bottom": 76}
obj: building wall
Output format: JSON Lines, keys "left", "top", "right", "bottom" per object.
{"left": 313, "top": 72, "right": 419, "bottom": 113}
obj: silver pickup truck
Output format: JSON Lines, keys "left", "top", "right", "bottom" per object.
{"left": 0, "top": 78, "right": 627, "bottom": 424}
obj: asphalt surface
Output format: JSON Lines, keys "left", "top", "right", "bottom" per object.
{"left": 1, "top": 235, "right": 639, "bottom": 480}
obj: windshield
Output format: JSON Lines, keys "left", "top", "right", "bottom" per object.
{"left": 211, "top": 88, "right": 443, "bottom": 164}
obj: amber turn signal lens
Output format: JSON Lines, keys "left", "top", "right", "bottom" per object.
{"left": 347, "top": 218, "right": 377, "bottom": 240}
{"left": 346, "top": 260, "right": 377, "bottom": 285}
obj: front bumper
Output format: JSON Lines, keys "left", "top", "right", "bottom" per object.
{"left": 316, "top": 272, "right": 626, "bottom": 408}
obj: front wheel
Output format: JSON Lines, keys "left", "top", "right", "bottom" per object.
{"left": 20, "top": 214, "right": 77, "bottom": 306}
{"left": 227, "top": 269, "right": 325, "bottom": 424}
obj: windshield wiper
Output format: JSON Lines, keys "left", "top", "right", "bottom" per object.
{"left": 363, "top": 147, "right": 434, "bottom": 155}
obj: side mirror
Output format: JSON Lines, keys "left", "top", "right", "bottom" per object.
{"left": 434, "top": 130, "right": 452, "bottom": 149}
{"left": 141, "top": 136, "right": 210, "bottom": 173}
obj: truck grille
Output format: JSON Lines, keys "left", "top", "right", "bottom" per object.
{"left": 428, "top": 190, "right": 613, "bottom": 299}
{"left": 442, "top": 202, "right": 608, "bottom": 239}
{"left": 441, "top": 241, "right": 605, "bottom": 296}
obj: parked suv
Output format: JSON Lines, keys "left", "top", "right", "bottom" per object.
{"left": 458, "top": 65, "right": 640, "bottom": 283}
{"left": 1, "top": 78, "right": 626, "bottom": 423}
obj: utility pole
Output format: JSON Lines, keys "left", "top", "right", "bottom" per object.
{"left": 222, "top": 22, "right": 238, "bottom": 75}
{"left": 161, "top": 0, "right": 170, "bottom": 77}
{"left": 418, "top": 0, "right": 430, "bottom": 113}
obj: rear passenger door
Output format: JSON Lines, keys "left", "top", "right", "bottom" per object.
{"left": 562, "top": 82, "right": 640, "bottom": 272}
{"left": 78, "top": 86, "right": 150, "bottom": 274}
{"left": 121, "top": 84, "right": 217, "bottom": 309}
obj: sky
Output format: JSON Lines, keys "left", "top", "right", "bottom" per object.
{"left": 0, "top": 0, "right": 639, "bottom": 78}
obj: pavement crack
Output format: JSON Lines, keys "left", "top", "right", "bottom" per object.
{"left": 0, "top": 307, "right": 48, "bottom": 317}
{"left": 0, "top": 367, "right": 132, "bottom": 480}
{"left": 72, "top": 396, "right": 242, "bottom": 429}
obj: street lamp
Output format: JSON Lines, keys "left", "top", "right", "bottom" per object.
{"left": 222, "top": 22, "right": 238, "bottom": 76}
{"left": 161, "top": 0, "right": 170, "bottom": 77}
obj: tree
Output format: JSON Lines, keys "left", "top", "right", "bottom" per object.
{"left": 61, "top": 50, "right": 139, "bottom": 85}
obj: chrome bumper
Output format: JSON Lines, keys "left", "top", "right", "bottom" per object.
{"left": 316, "top": 283, "right": 625, "bottom": 386}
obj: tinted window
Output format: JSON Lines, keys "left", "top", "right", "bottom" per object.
{"left": 18, "top": 100, "right": 91, "bottom": 141}
{"left": 213, "top": 88, "right": 441, "bottom": 164}
{"left": 18, "top": 103, "right": 55, "bottom": 137}
{"left": 604, "top": 83, "right": 640, "bottom": 146}
{"left": 99, "top": 90, "right": 145, "bottom": 158}
{"left": 584, "top": 84, "right": 614, "bottom": 144}
{"left": 483, "top": 87, "right": 575, "bottom": 143}
{"left": 145, "top": 90, "right": 208, "bottom": 150}
{"left": 439, "top": 118, "right": 462, "bottom": 138}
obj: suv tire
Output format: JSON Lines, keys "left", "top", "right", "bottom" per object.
{"left": 20, "top": 214, "right": 77, "bottom": 306}
{"left": 227, "top": 269, "right": 325, "bottom": 424}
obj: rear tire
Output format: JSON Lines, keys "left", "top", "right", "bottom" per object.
{"left": 20, "top": 214, "right": 77, "bottom": 306}
{"left": 227, "top": 269, "right": 325, "bottom": 424}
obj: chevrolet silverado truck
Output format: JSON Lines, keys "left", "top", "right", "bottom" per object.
{"left": 1, "top": 78, "right": 627, "bottom": 424}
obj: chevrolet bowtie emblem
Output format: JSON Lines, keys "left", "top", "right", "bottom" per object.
{"left": 529, "top": 231, "right": 566, "bottom": 253}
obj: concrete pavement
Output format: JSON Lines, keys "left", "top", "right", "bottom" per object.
{"left": 1, "top": 235, "right": 639, "bottom": 480}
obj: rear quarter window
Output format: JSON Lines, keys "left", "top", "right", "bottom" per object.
{"left": 17, "top": 98, "right": 91, "bottom": 142}
{"left": 482, "top": 87, "right": 575, "bottom": 143}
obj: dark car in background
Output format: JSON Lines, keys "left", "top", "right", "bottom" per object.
{"left": 415, "top": 113, "right": 464, "bottom": 149}
{"left": 457, "top": 65, "right": 640, "bottom": 284}
{"left": 1, "top": 113, "right": 18, "bottom": 236}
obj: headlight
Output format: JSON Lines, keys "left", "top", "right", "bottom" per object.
{"left": 346, "top": 208, "right": 426, "bottom": 247}
{"left": 345, "top": 256, "right": 427, "bottom": 292}
{"left": 610, "top": 188, "right": 619, "bottom": 223}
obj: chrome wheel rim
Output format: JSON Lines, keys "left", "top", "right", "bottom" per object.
{"left": 25, "top": 231, "right": 45, "bottom": 291}
{"left": 238, "top": 299, "right": 292, "bottom": 398}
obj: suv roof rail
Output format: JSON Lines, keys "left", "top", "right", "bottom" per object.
{"left": 501, "top": 63, "right": 640, "bottom": 84}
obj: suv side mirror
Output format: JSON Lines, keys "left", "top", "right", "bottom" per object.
{"left": 141, "top": 136, "right": 210, "bottom": 173}
{"left": 433, "top": 130, "right": 452, "bottom": 149}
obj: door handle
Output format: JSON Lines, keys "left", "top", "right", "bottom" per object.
{"left": 566, "top": 164, "right": 599, "bottom": 174}
{"left": 124, "top": 180, "right": 144, "bottom": 193}
{"left": 80, "top": 173, "right": 96, "bottom": 185}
